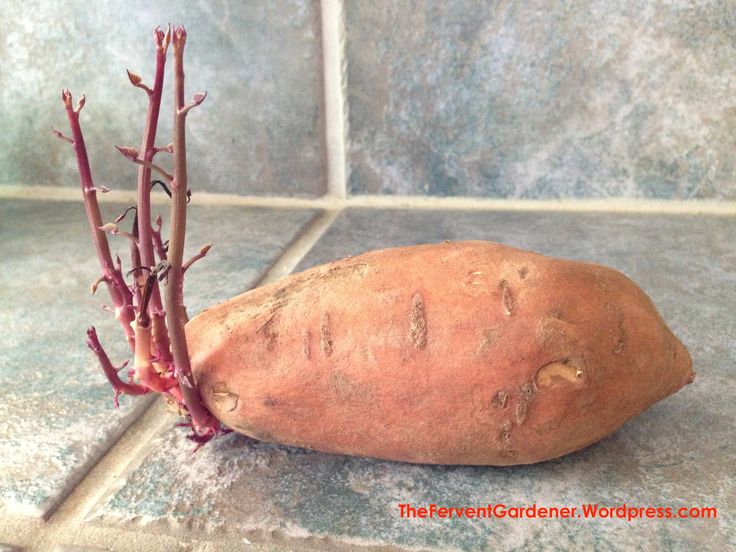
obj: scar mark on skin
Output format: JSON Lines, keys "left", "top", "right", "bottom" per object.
{"left": 520, "top": 381, "right": 535, "bottom": 401}
{"left": 302, "top": 330, "right": 312, "bottom": 360}
{"left": 320, "top": 313, "right": 333, "bottom": 356}
{"left": 476, "top": 327, "right": 501, "bottom": 356}
{"left": 595, "top": 271, "right": 608, "bottom": 291}
{"left": 491, "top": 390, "right": 508, "bottom": 409}
{"left": 409, "top": 293, "right": 428, "bottom": 349}
{"left": 468, "top": 271, "right": 484, "bottom": 286}
{"left": 614, "top": 337, "right": 625, "bottom": 354}
{"left": 614, "top": 319, "right": 626, "bottom": 354}
{"left": 499, "top": 280, "right": 514, "bottom": 315}
{"left": 210, "top": 383, "right": 239, "bottom": 412}
{"left": 515, "top": 401, "right": 528, "bottom": 425}
{"left": 518, "top": 266, "right": 529, "bottom": 279}
{"left": 257, "top": 314, "right": 277, "bottom": 351}
{"left": 536, "top": 361, "right": 584, "bottom": 387}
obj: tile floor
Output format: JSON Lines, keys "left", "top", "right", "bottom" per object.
{"left": 1, "top": 199, "right": 734, "bottom": 551}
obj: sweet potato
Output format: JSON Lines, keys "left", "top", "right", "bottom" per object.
{"left": 186, "top": 240, "right": 694, "bottom": 465}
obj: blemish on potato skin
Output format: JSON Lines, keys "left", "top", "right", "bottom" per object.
{"left": 327, "top": 262, "right": 371, "bottom": 285}
{"left": 614, "top": 337, "right": 626, "bottom": 354}
{"left": 495, "top": 381, "right": 534, "bottom": 427}
{"left": 518, "top": 266, "right": 529, "bottom": 279}
{"left": 210, "top": 383, "right": 239, "bottom": 412}
{"left": 330, "top": 371, "right": 369, "bottom": 401}
{"left": 499, "top": 280, "right": 514, "bottom": 315}
{"left": 257, "top": 314, "right": 278, "bottom": 351}
{"left": 302, "top": 329, "right": 312, "bottom": 360}
{"left": 595, "top": 271, "right": 608, "bottom": 291}
{"left": 515, "top": 401, "right": 528, "bottom": 424}
{"left": 476, "top": 327, "right": 500, "bottom": 356}
{"left": 320, "top": 313, "right": 333, "bottom": 356}
{"left": 520, "top": 381, "right": 535, "bottom": 401}
{"left": 463, "top": 271, "right": 488, "bottom": 296}
{"left": 409, "top": 293, "right": 428, "bottom": 349}
{"left": 613, "top": 319, "right": 626, "bottom": 354}
{"left": 491, "top": 390, "right": 508, "bottom": 409}
{"left": 536, "top": 361, "right": 584, "bottom": 387}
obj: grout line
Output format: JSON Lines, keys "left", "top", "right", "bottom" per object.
{"left": 16, "top": 399, "right": 177, "bottom": 552}
{"left": 2, "top": 184, "right": 735, "bottom": 214}
{"left": 39, "top": 396, "right": 158, "bottom": 523}
{"left": 255, "top": 208, "right": 343, "bottom": 286}
{"left": 320, "top": 0, "right": 349, "bottom": 199}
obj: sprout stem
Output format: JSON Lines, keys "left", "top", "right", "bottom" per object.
{"left": 165, "top": 26, "right": 218, "bottom": 436}
{"left": 86, "top": 327, "right": 147, "bottom": 404}
{"left": 135, "top": 25, "right": 172, "bottom": 365}
{"left": 63, "top": 91, "right": 136, "bottom": 351}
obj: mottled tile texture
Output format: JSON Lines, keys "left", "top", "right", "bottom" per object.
{"left": 346, "top": 1, "right": 736, "bottom": 199}
{"left": 88, "top": 210, "right": 734, "bottom": 550}
{"left": 0, "top": 199, "right": 317, "bottom": 518}
{"left": 0, "top": 0, "right": 325, "bottom": 196}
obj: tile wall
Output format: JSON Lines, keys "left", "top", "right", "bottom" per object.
{"left": 1, "top": 0, "right": 733, "bottom": 199}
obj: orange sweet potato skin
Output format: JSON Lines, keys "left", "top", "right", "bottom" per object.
{"left": 186, "top": 241, "right": 694, "bottom": 465}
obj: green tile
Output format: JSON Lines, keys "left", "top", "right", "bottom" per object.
{"left": 346, "top": 2, "right": 736, "bottom": 199}
{"left": 0, "top": 0, "right": 325, "bottom": 197}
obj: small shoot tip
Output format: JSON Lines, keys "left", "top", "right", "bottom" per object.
{"left": 115, "top": 145, "right": 140, "bottom": 161}
{"left": 126, "top": 69, "right": 142, "bottom": 86}
{"left": 90, "top": 275, "right": 106, "bottom": 295}
{"left": 99, "top": 222, "right": 119, "bottom": 234}
{"left": 51, "top": 127, "right": 74, "bottom": 144}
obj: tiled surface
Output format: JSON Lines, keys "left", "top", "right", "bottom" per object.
{"left": 86, "top": 209, "right": 734, "bottom": 550}
{"left": 346, "top": 1, "right": 736, "bottom": 199}
{"left": 0, "top": 0, "right": 325, "bottom": 196}
{"left": 5, "top": 1, "right": 735, "bottom": 201}
{"left": 0, "top": 198, "right": 317, "bottom": 519}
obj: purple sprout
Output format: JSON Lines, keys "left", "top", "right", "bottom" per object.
{"left": 54, "top": 25, "right": 222, "bottom": 444}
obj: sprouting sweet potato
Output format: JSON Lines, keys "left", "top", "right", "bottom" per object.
{"left": 186, "top": 240, "right": 694, "bottom": 466}
{"left": 62, "top": 27, "right": 693, "bottom": 461}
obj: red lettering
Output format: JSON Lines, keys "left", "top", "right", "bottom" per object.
{"left": 581, "top": 504, "right": 598, "bottom": 518}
